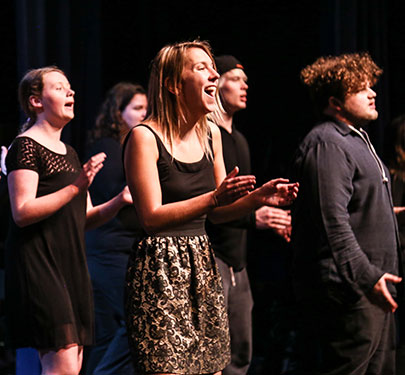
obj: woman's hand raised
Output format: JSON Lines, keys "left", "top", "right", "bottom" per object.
{"left": 213, "top": 166, "right": 256, "bottom": 207}
{"left": 74, "top": 153, "right": 106, "bottom": 191}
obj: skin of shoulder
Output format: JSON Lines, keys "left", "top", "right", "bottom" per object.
{"left": 208, "top": 120, "right": 222, "bottom": 163}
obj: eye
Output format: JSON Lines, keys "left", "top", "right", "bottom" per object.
{"left": 196, "top": 64, "right": 206, "bottom": 71}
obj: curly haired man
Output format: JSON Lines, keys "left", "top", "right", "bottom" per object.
{"left": 291, "top": 52, "right": 402, "bottom": 375}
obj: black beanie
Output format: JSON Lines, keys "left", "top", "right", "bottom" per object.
{"left": 214, "top": 55, "right": 244, "bottom": 75}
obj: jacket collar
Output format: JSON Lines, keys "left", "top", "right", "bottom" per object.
{"left": 321, "top": 115, "right": 355, "bottom": 136}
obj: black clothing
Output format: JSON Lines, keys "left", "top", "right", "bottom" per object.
{"left": 86, "top": 137, "right": 140, "bottom": 258}
{"left": 291, "top": 117, "right": 400, "bottom": 374}
{"left": 5, "top": 137, "right": 94, "bottom": 349}
{"left": 125, "top": 125, "right": 230, "bottom": 374}
{"left": 216, "top": 257, "right": 253, "bottom": 375}
{"left": 206, "top": 126, "right": 255, "bottom": 271}
{"left": 392, "top": 175, "right": 405, "bottom": 251}
{"left": 85, "top": 137, "right": 135, "bottom": 375}
{"left": 390, "top": 174, "right": 405, "bottom": 373}
{"left": 296, "top": 295, "right": 396, "bottom": 375}
{"left": 206, "top": 124, "right": 255, "bottom": 375}
{"left": 292, "top": 118, "right": 400, "bottom": 303}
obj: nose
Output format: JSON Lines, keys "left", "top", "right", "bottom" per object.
{"left": 141, "top": 109, "right": 147, "bottom": 120}
{"left": 209, "top": 67, "right": 220, "bottom": 81}
{"left": 367, "top": 86, "right": 376, "bottom": 98}
{"left": 68, "top": 88, "right": 75, "bottom": 96}
{"left": 242, "top": 80, "right": 248, "bottom": 90}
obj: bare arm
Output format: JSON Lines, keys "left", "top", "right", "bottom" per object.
{"left": 8, "top": 153, "right": 106, "bottom": 228}
{"left": 85, "top": 186, "right": 132, "bottom": 230}
{"left": 124, "top": 125, "right": 255, "bottom": 234}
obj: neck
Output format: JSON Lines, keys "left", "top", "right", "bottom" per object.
{"left": 220, "top": 111, "right": 233, "bottom": 133}
{"left": 323, "top": 107, "right": 358, "bottom": 128}
{"left": 178, "top": 110, "right": 202, "bottom": 139}
{"left": 31, "top": 119, "right": 64, "bottom": 141}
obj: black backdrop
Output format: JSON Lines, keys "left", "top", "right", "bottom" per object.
{"left": 3, "top": 0, "right": 405, "bottom": 179}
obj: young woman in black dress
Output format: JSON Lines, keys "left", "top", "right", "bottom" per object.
{"left": 84, "top": 82, "right": 147, "bottom": 375}
{"left": 123, "top": 40, "right": 298, "bottom": 375}
{"left": 5, "top": 66, "right": 132, "bottom": 375}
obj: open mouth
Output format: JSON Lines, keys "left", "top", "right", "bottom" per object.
{"left": 204, "top": 86, "right": 216, "bottom": 97}
{"left": 64, "top": 102, "right": 74, "bottom": 109}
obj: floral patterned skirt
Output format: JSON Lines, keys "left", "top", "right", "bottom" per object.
{"left": 125, "top": 235, "right": 230, "bottom": 374}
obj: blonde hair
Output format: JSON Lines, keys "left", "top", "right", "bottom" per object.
{"left": 18, "top": 66, "right": 66, "bottom": 133}
{"left": 146, "top": 40, "right": 215, "bottom": 157}
{"left": 207, "top": 74, "right": 229, "bottom": 126}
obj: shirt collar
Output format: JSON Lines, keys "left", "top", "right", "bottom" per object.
{"left": 321, "top": 115, "right": 356, "bottom": 136}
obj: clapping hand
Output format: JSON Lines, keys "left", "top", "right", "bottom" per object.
{"left": 257, "top": 178, "right": 299, "bottom": 207}
{"left": 213, "top": 166, "right": 256, "bottom": 207}
{"left": 74, "top": 153, "right": 106, "bottom": 191}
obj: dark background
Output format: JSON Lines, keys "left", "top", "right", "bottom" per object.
{"left": 3, "top": 0, "right": 405, "bottom": 178}
{"left": 2, "top": 0, "right": 405, "bottom": 373}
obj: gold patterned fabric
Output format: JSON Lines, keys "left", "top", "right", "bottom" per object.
{"left": 125, "top": 235, "right": 231, "bottom": 374}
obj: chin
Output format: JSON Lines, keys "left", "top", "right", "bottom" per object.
{"left": 204, "top": 103, "right": 217, "bottom": 114}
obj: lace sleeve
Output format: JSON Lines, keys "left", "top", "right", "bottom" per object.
{"left": 6, "top": 137, "right": 40, "bottom": 174}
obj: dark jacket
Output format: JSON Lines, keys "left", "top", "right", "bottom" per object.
{"left": 291, "top": 117, "right": 401, "bottom": 303}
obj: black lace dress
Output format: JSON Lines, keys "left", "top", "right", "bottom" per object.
{"left": 5, "top": 137, "right": 94, "bottom": 349}
{"left": 124, "top": 125, "right": 231, "bottom": 374}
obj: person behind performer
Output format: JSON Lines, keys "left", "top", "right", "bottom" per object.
{"left": 123, "top": 40, "right": 299, "bottom": 375}
{"left": 84, "top": 82, "right": 147, "bottom": 375}
{"left": 291, "top": 52, "right": 402, "bottom": 375}
{"left": 205, "top": 55, "right": 292, "bottom": 375}
{"left": 387, "top": 113, "right": 405, "bottom": 373}
{"left": 5, "top": 66, "right": 132, "bottom": 375}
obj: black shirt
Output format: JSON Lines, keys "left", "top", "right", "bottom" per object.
{"left": 291, "top": 117, "right": 400, "bottom": 303}
{"left": 86, "top": 137, "right": 140, "bottom": 257}
{"left": 206, "top": 124, "right": 255, "bottom": 270}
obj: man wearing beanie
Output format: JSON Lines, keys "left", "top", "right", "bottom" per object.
{"left": 206, "top": 55, "right": 292, "bottom": 375}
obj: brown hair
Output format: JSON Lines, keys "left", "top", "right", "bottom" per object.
{"left": 300, "top": 52, "right": 382, "bottom": 115}
{"left": 18, "top": 66, "right": 66, "bottom": 133}
{"left": 88, "top": 82, "right": 146, "bottom": 144}
{"left": 146, "top": 39, "right": 215, "bottom": 157}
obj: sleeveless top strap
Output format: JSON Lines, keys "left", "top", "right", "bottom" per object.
{"left": 122, "top": 124, "right": 162, "bottom": 178}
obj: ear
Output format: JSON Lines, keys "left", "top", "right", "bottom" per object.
{"left": 328, "top": 96, "right": 343, "bottom": 111}
{"left": 165, "top": 77, "right": 179, "bottom": 95}
{"left": 29, "top": 95, "right": 43, "bottom": 110}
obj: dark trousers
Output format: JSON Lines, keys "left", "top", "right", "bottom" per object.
{"left": 85, "top": 257, "right": 135, "bottom": 375}
{"left": 216, "top": 257, "right": 254, "bottom": 375}
{"left": 295, "top": 294, "right": 396, "bottom": 375}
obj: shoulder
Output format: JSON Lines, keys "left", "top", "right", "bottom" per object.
{"left": 208, "top": 120, "right": 221, "bottom": 137}
{"left": 207, "top": 121, "right": 222, "bottom": 151}
{"left": 301, "top": 120, "right": 350, "bottom": 149}
{"left": 231, "top": 127, "right": 249, "bottom": 147}
{"left": 130, "top": 123, "right": 159, "bottom": 145}
{"left": 208, "top": 121, "right": 222, "bottom": 145}
{"left": 124, "top": 123, "right": 159, "bottom": 159}
{"left": 6, "top": 136, "right": 40, "bottom": 174}
{"left": 7, "top": 136, "right": 40, "bottom": 159}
